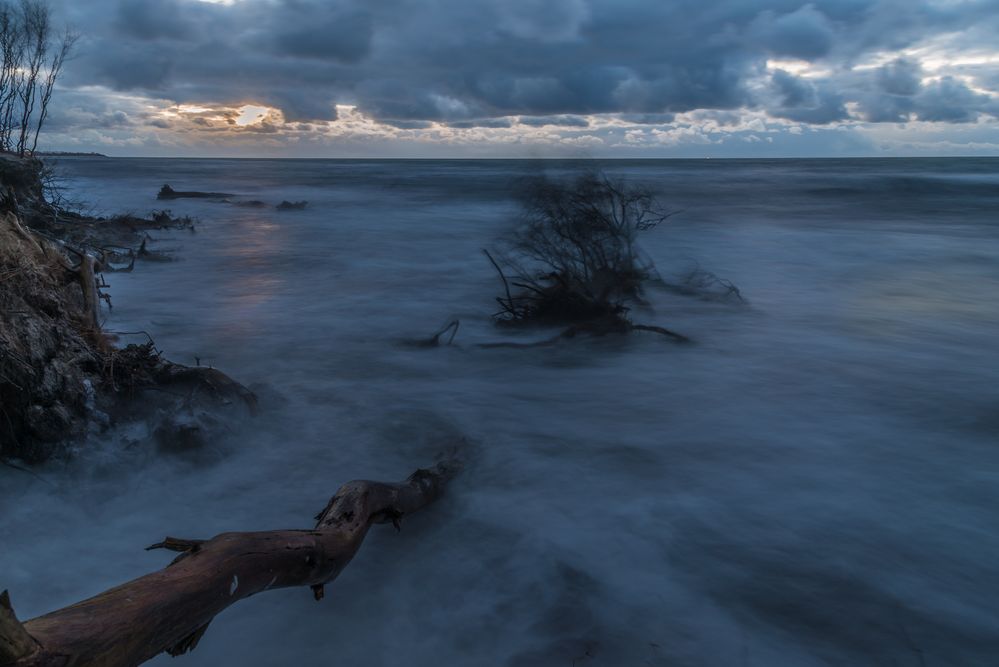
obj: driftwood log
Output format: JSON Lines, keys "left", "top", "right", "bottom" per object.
{"left": 0, "top": 457, "right": 461, "bottom": 667}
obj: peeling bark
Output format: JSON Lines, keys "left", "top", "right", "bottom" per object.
{"left": 1, "top": 457, "right": 461, "bottom": 667}
{"left": 0, "top": 592, "right": 37, "bottom": 665}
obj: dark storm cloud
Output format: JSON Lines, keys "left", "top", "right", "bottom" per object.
{"left": 878, "top": 58, "right": 922, "bottom": 97}
{"left": 518, "top": 115, "right": 590, "bottom": 127}
{"left": 381, "top": 119, "right": 434, "bottom": 129}
{"left": 268, "top": 3, "right": 373, "bottom": 63}
{"left": 856, "top": 59, "right": 998, "bottom": 123}
{"left": 616, "top": 113, "right": 675, "bottom": 125}
{"left": 447, "top": 118, "right": 513, "bottom": 128}
{"left": 50, "top": 0, "right": 999, "bottom": 128}
{"left": 772, "top": 69, "right": 814, "bottom": 108}
{"left": 115, "top": 0, "right": 194, "bottom": 41}
{"left": 769, "top": 69, "right": 848, "bottom": 123}
{"left": 262, "top": 90, "right": 339, "bottom": 122}
{"left": 746, "top": 4, "right": 836, "bottom": 59}
{"left": 914, "top": 77, "right": 994, "bottom": 122}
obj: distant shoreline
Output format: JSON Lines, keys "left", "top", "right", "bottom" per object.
{"left": 36, "top": 151, "right": 109, "bottom": 157}
{"left": 36, "top": 154, "right": 999, "bottom": 161}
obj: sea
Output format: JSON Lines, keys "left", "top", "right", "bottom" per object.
{"left": 2, "top": 157, "right": 998, "bottom": 665}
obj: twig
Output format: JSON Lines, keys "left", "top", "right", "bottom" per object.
{"left": 483, "top": 248, "right": 515, "bottom": 315}
{"left": 432, "top": 319, "right": 460, "bottom": 346}
{"left": 630, "top": 323, "right": 691, "bottom": 343}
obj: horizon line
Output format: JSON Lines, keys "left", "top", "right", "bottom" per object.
{"left": 41, "top": 153, "right": 999, "bottom": 161}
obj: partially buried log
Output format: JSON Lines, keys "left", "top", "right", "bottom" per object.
{"left": 0, "top": 456, "right": 461, "bottom": 667}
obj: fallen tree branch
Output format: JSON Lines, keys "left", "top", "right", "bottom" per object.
{"left": 478, "top": 318, "right": 691, "bottom": 349}
{"left": 630, "top": 322, "right": 691, "bottom": 343}
{"left": 0, "top": 456, "right": 462, "bottom": 667}
{"left": 482, "top": 248, "right": 518, "bottom": 319}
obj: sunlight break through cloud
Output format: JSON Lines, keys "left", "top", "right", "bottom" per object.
{"left": 41, "top": 0, "right": 999, "bottom": 156}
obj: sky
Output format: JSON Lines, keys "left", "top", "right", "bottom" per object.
{"left": 38, "top": 0, "right": 999, "bottom": 157}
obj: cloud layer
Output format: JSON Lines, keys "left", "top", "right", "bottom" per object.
{"left": 41, "top": 0, "right": 999, "bottom": 155}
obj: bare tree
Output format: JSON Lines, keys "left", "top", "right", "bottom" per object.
{"left": 0, "top": 4, "right": 25, "bottom": 152}
{"left": 29, "top": 27, "right": 74, "bottom": 154}
{"left": 15, "top": 0, "right": 49, "bottom": 155}
{"left": 487, "top": 172, "right": 676, "bottom": 324}
{"left": 0, "top": 0, "right": 74, "bottom": 156}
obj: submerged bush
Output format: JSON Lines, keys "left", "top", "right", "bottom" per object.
{"left": 487, "top": 172, "right": 674, "bottom": 325}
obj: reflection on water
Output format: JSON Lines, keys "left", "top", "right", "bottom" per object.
{"left": 1, "top": 157, "right": 998, "bottom": 666}
{"left": 215, "top": 216, "right": 286, "bottom": 337}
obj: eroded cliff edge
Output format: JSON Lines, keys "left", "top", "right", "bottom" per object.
{"left": 0, "top": 155, "right": 255, "bottom": 463}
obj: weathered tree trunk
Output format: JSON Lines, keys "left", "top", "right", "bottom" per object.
{"left": 0, "top": 458, "right": 461, "bottom": 667}
{"left": 77, "top": 253, "right": 100, "bottom": 329}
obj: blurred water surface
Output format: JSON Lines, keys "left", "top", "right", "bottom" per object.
{"left": 2, "top": 157, "right": 998, "bottom": 665}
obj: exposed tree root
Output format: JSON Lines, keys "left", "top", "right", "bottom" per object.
{"left": 630, "top": 323, "right": 691, "bottom": 343}
{"left": 484, "top": 174, "right": 676, "bottom": 326}
{"left": 403, "top": 319, "right": 461, "bottom": 348}
{"left": 479, "top": 317, "right": 690, "bottom": 349}
{"left": 1, "top": 160, "right": 252, "bottom": 461}
{"left": 474, "top": 174, "right": 709, "bottom": 346}
{"left": 407, "top": 316, "right": 689, "bottom": 350}
{"left": 0, "top": 454, "right": 461, "bottom": 667}
{"left": 662, "top": 266, "right": 745, "bottom": 304}
{"left": 134, "top": 238, "right": 172, "bottom": 262}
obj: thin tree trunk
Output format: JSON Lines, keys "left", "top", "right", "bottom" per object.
{"left": 77, "top": 253, "right": 100, "bottom": 329}
{"left": 0, "top": 457, "right": 460, "bottom": 667}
